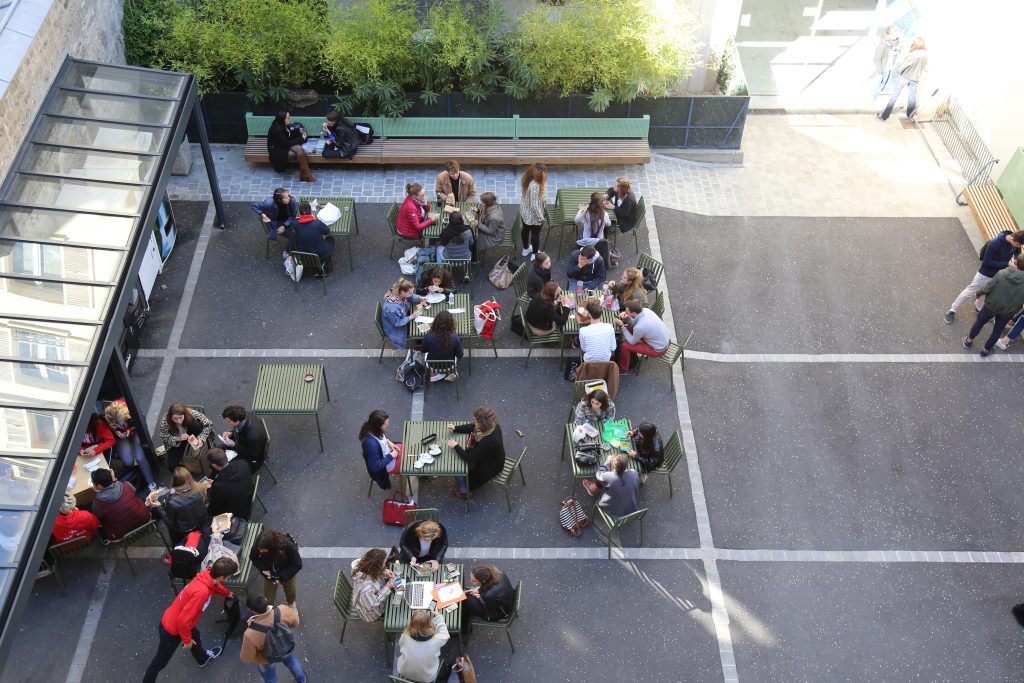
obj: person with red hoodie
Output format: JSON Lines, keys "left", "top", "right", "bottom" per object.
{"left": 142, "top": 557, "right": 238, "bottom": 682}
{"left": 79, "top": 412, "right": 115, "bottom": 459}
{"left": 396, "top": 183, "right": 438, "bottom": 239}
{"left": 51, "top": 494, "right": 100, "bottom": 544}
{"left": 290, "top": 201, "right": 335, "bottom": 273}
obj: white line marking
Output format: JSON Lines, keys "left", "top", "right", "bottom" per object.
{"left": 65, "top": 558, "right": 115, "bottom": 683}
{"left": 684, "top": 351, "right": 1024, "bottom": 363}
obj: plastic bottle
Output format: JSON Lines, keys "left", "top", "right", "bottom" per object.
{"left": 576, "top": 281, "right": 583, "bottom": 299}
{"left": 448, "top": 291, "right": 454, "bottom": 305}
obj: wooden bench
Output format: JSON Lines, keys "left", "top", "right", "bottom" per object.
{"left": 963, "top": 184, "right": 1019, "bottom": 242}
{"left": 242, "top": 114, "right": 651, "bottom": 167}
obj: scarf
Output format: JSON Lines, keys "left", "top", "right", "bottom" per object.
{"left": 384, "top": 290, "right": 404, "bottom": 306}
{"left": 472, "top": 424, "right": 496, "bottom": 444}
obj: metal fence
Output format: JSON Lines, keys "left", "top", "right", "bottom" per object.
{"left": 927, "top": 95, "right": 998, "bottom": 205}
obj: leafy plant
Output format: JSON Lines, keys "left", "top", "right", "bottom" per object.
{"left": 334, "top": 79, "right": 413, "bottom": 118}
{"left": 160, "top": 0, "right": 328, "bottom": 96}
{"left": 505, "top": 0, "right": 697, "bottom": 109}
{"left": 322, "top": 0, "right": 419, "bottom": 89}
{"left": 123, "top": 0, "right": 182, "bottom": 68}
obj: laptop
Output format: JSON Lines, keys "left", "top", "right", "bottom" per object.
{"left": 404, "top": 582, "right": 434, "bottom": 609}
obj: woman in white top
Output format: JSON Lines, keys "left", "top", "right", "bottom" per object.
{"left": 575, "top": 191, "right": 610, "bottom": 248}
{"left": 397, "top": 609, "right": 451, "bottom": 683}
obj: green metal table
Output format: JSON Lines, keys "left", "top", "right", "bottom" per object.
{"left": 408, "top": 293, "right": 496, "bottom": 366}
{"left": 252, "top": 363, "right": 331, "bottom": 452}
{"left": 560, "top": 289, "right": 622, "bottom": 338}
{"left": 423, "top": 201, "right": 477, "bottom": 241}
{"left": 299, "top": 196, "right": 358, "bottom": 271}
{"left": 562, "top": 419, "right": 633, "bottom": 496}
{"left": 384, "top": 562, "right": 465, "bottom": 646}
{"left": 400, "top": 420, "right": 470, "bottom": 510}
{"left": 548, "top": 187, "right": 618, "bottom": 257}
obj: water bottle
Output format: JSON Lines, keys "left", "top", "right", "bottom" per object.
{"left": 448, "top": 292, "right": 454, "bottom": 305}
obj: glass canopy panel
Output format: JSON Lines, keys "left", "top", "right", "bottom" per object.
{"left": 0, "top": 278, "right": 112, "bottom": 323}
{"left": 0, "top": 511, "right": 34, "bottom": 564}
{"left": 0, "top": 240, "right": 123, "bottom": 284}
{"left": 49, "top": 90, "right": 176, "bottom": 126}
{"left": 0, "top": 361, "right": 86, "bottom": 409}
{"left": 0, "top": 319, "right": 98, "bottom": 363}
{"left": 0, "top": 407, "right": 68, "bottom": 456}
{"left": 0, "top": 457, "right": 50, "bottom": 507}
{"left": 0, "top": 207, "right": 134, "bottom": 249}
{"left": 60, "top": 63, "right": 185, "bottom": 99}
{"left": 35, "top": 117, "right": 166, "bottom": 155}
{"left": 20, "top": 145, "right": 156, "bottom": 184}
{"left": 7, "top": 176, "right": 144, "bottom": 215}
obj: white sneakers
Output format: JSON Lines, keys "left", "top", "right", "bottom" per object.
{"left": 521, "top": 245, "right": 533, "bottom": 257}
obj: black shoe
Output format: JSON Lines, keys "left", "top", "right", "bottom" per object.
{"left": 198, "top": 646, "right": 222, "bottom": 668}
{"left": 980, "top": 349, "right": 992, "bottom": 358}
{"left": 963, "top": 338, "right": 973, "bottom": 349}
{"left": 944, "top": 311, "right": 955, "bottom": 324}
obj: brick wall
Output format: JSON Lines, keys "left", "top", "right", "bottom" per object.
{"left": 0, "top": 0, "right": 125, "bottom": 183}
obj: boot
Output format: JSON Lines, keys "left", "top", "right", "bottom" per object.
{"left": 294, "top": 147, "right": 316, "bottom": 182}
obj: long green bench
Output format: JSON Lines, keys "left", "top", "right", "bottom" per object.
{"left": 242, "top": 113, "right": 651, "bottom": 166}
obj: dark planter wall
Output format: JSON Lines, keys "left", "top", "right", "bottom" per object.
{"left": 193, "top": 90, "right": 748, "bottom": 149}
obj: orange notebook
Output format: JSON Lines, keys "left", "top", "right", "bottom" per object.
{"left": 432, "top": 581, "right": 467, "bottom": 610}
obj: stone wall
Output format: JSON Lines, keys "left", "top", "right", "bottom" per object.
{"left": 0, "top": 0, "right": 125, "bottom": 183}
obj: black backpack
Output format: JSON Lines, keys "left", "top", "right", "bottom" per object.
{"left": 249, "top": 607, "right": 295, "bottom": 662}
{"left": 354, "top": 123, "right": 374, "bottom": 145}
{"left": 168, "top": 531, "right": 208, "bottom": 581}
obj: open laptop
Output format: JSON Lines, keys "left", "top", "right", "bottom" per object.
{"left": 404, "top": 582, "right": 434, "bottom": 609}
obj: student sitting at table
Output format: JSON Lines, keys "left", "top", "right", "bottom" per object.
{"left": 614, "top": 300, "right": 670, "bottom": 374}
{"left": 527, "top": 252, "right": 552, "bottom": 299}
{"left": 435, "top": 159, "right": 478, "bottom": 205}
{"left": 250, "top": 187, "right": 298, "bottom": 241}
{"left": 147, "top": 467, "right": 209, "bottom": 543}
{"left": 382, "top": 278, "right": 425, "bottom": 349}
{"left": 436, "top": 211, "right": 474, "bottom": 278}
{"left": 588, "top": 453, "right": 640, "bottom": 518}
{"left": 351, "top": 548, "right": 396, "bottom": 622}
{"left": 610, "top": 267, "right": 648, "bottom": 309}
{"left": 567, "top": 244, "right": 606, "bottom": 291}
{"left": 603, "top": 177, "right": 638, "bottom": 234}
{"left": 469, "top": 192, "right": 505, "bottom": 258}
{"left": 90, "top": 468, "right": 151, "bottom": 542}
{"left": 158, "top": 403, "right": 214, "bottom": 473}
{"left": 399, "top": 520, "right": 448, "bottom": 571}
{"left": 578, "top": 301, "right": 617, "bottom": 363}
{"left": 359, "top": 409, "right": 402, "bottom": 491}
{"left": 463, "top": 565, "right": 514, "bottom": 623}
{"left": 79, "top": 412, "right": 115, "bottom": 463}
{"left": 51, "top": 493, "right": 100, "bottom": 544}
{"left": 421, "top": 311, "right": 463, "bottom": 383}
{"left": 416, "top": 267, "right": 455, "bottom": 297}
{"left": 220, "top": 405, "right": 267, "bottom": 474}
{"left": 575, "top": 192, "right": 611, "bottom": 263}
{"left": 628, "top": 422, "right": 664, "bottom": 484}
{"left": 291, "top": 201, "right": 336, "bottom": 274}
{"left": 573, "top": 389, "right": 616, "bottom": 425}
{"left": 397, "top": 183, "right": 439, "bottom": 239}
{"left": 525, "top": 281, "right": 571, "bottom": 335}
{"left": 447, "top": 406, "right": 505, "bottom": 501}
{"left": 397, "top": 609, "right": 455, "bottom": 683}
{"left": 206, "top": 448, "right": 253, "bottom": 520}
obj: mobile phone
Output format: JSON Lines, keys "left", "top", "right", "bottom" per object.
{"left": 393, "top": 578, "right": 406, "bottom": 589}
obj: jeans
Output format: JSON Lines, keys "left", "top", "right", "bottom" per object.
{"left": 266, "top": 220, "right": 291, "bottom": 241}
{"left": 1004, "top": 313, "right": 1024, "bottom": 341}
{"left": 618, "top": 340, "right": 666, "bottom": 373}
{"left": 142, "top": 623, "right": 210, "bottom": 683}
{"left": 455, "top": 476, "right": 469, "bottom": 494}
{"left": 256, "top": 654, "right": 306, "bottom": 683}
{"left": 521, "top": 223, "right": 542, "bottom": 254}
{"left": 880, "top": 77, "right": 918, "bottom": 120}
{"left": 114, "top": 433, "right": 155, "bottom": 486}
{"left": 872, "top": 68, "right": 895, "bottom": 99}
{"left": 262, "top": 576, "right": 298, "bottom": 605}
{"left": 950, "top": 272, "right": 992, "bottom": 313}
{"left": 967, "top": 306, "right": 1011, "bottom": 352}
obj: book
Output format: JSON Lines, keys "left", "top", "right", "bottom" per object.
{"left": 432, "top": 581, "right": 467, "bottom": 609}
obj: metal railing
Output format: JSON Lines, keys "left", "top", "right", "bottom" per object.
{"left": 926, "top": 95, "right": 998, "bottom": 205}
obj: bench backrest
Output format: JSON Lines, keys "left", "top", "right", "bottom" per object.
{"left": 997, "top": 147, "right": 1024, "bottom": 227}
{"left": 245, "top": 113, "right": 649, "bottom": 141}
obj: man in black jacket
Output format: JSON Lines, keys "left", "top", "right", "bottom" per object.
{"left": 206, "top": 448, "right": 253, "bottom": 520}
{"left": 219, "top": 405, "right": 267, "bottom": 474}
{"left": 946, "top": 229, "right": 1024, "bottom": 323}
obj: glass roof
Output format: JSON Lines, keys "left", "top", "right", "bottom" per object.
{"left": 0, "top": 58, "right": 190, "bottom": 590}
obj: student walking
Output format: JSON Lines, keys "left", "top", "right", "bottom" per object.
{"left": 945, "top": 230, "right": 1024, "bottom": 324}
{"left": 877, "top": 37, "right": 928, "bottom": 121}
{"left": 963, "top": 255, "right": 1024, "bottom": 357}
{"left": 141, "top": 558, "right": 237, "bottom": 682}
{"left": 240, "top": 595, "right": 306, "bottom": 683}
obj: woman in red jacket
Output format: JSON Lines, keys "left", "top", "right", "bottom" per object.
{"left": 79, "top": 412, "right": 115, "bottom": 458}
{"left": 396, "top": 183, "right": 438, "bottom": 239}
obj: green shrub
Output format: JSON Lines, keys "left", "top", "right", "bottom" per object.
{"left": 322, "top": 0, "right": 419, "bottom": 89}
{"left": 418, "top": 0, "right": 507, "bottom": 101}
{"left": 123, "top": 0, "right": 182, "bottom": 68}
{"left": 161, "top": 0, "right": 328, "bottom": 99}
{"left": 505, "top": 0, "right": 697, "bottom": 109}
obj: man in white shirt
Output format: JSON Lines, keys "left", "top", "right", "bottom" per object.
{"left": 578, "top": 301, "right": 617, "bottom": 362}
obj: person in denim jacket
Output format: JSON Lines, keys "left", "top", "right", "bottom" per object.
{"left": 382, "top": 278, "right": 424, "bottom": 349}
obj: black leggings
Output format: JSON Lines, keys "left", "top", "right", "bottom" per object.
{"left": 521, "top": 223, "right": 542, "bottom": 253}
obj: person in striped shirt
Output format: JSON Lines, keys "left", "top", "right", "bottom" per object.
{"left": 351, "top": 548, "right": 396, "bottom": 622}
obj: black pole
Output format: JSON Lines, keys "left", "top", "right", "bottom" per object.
{"left": 193, "top": 98, "right": 226, "bottom": 229}
{"left": 107, "top": 347, "right": 159, "bottom": 473}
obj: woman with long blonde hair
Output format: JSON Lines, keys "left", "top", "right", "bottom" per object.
{"left": 519, "top": 162, "right": 548, "bottom": 261}
{"left": 397, "top": 609, "right": 452, "bottom": 682}
{"left": 613, "top": 267, "right": 648, "bottom": 308}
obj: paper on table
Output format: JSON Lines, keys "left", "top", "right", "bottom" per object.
{"left": 416, "top": 316, "right": 435, "bottom": 325}
{"left": 447, "top": 308, "right": 465, "bottom": 314}
{"left": 83, "top": 457, "right": 103, "bottom": 471}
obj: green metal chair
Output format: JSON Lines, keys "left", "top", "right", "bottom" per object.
{"left": 649, "top": 289, "right": 665, "bottom": 318}
{"left": 423, "top": 356, "right": 460, "bottom": 401}
{"left": 42, "top": 536, "right": 94, "bottom": 595}
{"left": 374, "top": 301, "right": 390, "bottom": 363}
{"left": 522, "top": 322, "right": 563, "bottom": 368}
{"left": 257, "top": 416, "right": 278, "bottom": 485}
{"left": 333, "top": 570, "right": 362, "bottom": 643}
{"left": 251, "top": 473, "right": 267, "bottom": 515}
{"left": 388, "top": 202, "right": 422, "bottom": 258}
{"left": 178, "top": 404, "right": 209, "bottom": 477}
{"left": 466, "top": 580, "right": 523, "bottom": 652}
{"left": 510, "top": 261, "right": 530, "bottom": 321}
{"left": 442, "top": 258, "right": 473, "bottom": 296}
{"left": 289, "top": 251, "right": 327, "bottom": 295}
{"left": 636, "top": 253, "right": 663, "bottom": 289}
{"left": 646, "top": 431, "right": 684, "bottom": 497}
{"left": 403, "top": 508, "right": 439, "bottom": 526}
{"left": 257, "top": 216, "right": 284, "bottom": 260}
{"left": 609, "top": 195, "right": 645, "bottom": 253}
{"left": 487, "top": 447, "right": 527, "bottom": 512}
{"left": 480, "top": 214, "right": 523, "bottom": 265}
{"left": 108, "top": 519, "right": 169, "bottom": 577}
{"left": 634, "top": 330, "right": 694, "bottom": 389}
{"left": 595, "top": 507, "right": 648, "bottom": 559}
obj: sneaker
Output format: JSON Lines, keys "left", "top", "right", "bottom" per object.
{"left": 996, "top": 339, "right": 1009, "bottom": 350}
{"left": 582, "top": 479, "right": 600, "bottom": 497}
{"left": 521, "top": 246, "right": 532, "bottom": 257}
{"left": 943, "top": 311, "right": 955, "bottom": 324}
{"left": 876, "top": 113, "right": 885, "bottom": 121}
{"left": 963, "top": 338, "right": 973, "bottom": 349}
{"left": 530, "top": 253, "right": 536, "bottom": 262}
{"left": 147, "top": 482, "right": 158, "bottom": 492}
{"left": 198, "top": 646, "right": 222, "bottom": 668}
{"left": 980, "top": 349, "right": 992, "bottom": 358}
